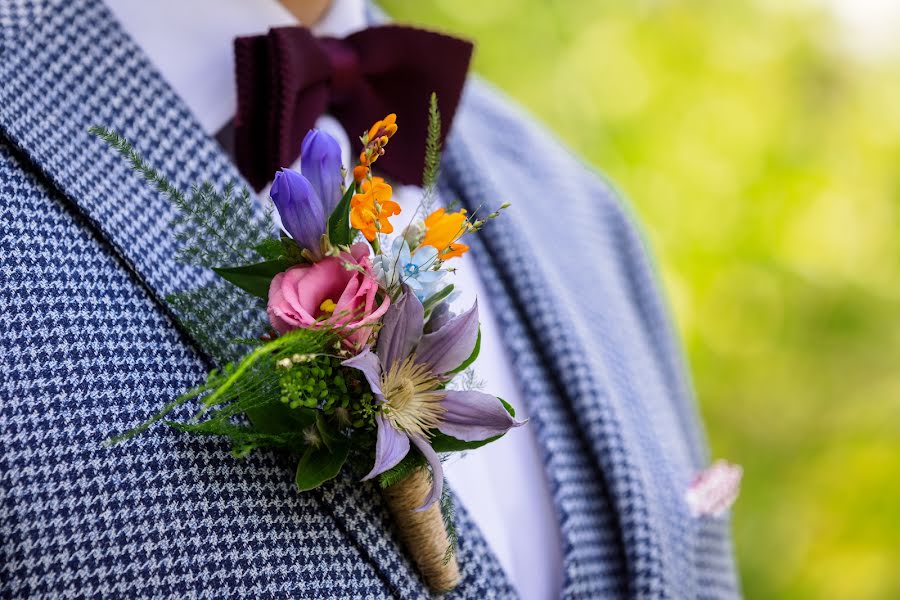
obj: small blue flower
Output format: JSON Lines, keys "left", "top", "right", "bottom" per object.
{"left": 376, "top": 238, "right": 446, "bottom": 302}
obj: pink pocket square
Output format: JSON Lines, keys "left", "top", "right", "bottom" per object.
{"left": 685, "top": 460, "right": 743, "bottom": 517}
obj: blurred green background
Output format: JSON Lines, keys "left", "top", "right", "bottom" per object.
{"left": 383, "top": 1, "right": 900, "bottom": 597}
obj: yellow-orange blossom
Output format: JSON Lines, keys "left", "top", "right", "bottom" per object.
{"left": 422, "top": 208, "right": 470, "bottom": 260}
{"left": 350, "top": 177, "right": 401, "bottom": 241}
{"left": 355, "top": 113, "right": 398, "bottom": 182}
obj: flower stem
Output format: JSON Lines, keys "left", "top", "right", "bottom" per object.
{"left": 382, "top": 469, "right": 460, "bottom": 592}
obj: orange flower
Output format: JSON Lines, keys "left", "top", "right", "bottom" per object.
{"left": 352, "top": 165, "right": 369, "bottom": 182}
{"left": 350, "top": 177, "right": 401, "bottom": 241}
{"left": 368, "top": 113, "right": 398, "bottom": 140}
{"left": 358, "top": 114, "right": 399, "bottom": 170}
{"left": 422, "top": 208, "right": 470, "bottom": 260}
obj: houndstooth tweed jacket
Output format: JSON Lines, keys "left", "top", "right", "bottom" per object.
{"left": 0, "top": 0, "right": 741, "bottom": 597}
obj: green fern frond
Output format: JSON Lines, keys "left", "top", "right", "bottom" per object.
{"left": 166, "top": 284, "right": 267, "bottom": 363}
{"left": 106, "top": 327, "right": 336, "bottom": 446}
{"left": 90, "top": 126, "right": 271, "bottom": 269}
{"left": 89, "top": 126, "right": 189, "bottom": 210}
{"left": 104, "top": 375, "right": 218, "bottom": 446}
{"left": 166, "top": 420, "right": 307, "bottom": 448}
{"left": 440, "top": 482, "right": 460, "bottom": 565}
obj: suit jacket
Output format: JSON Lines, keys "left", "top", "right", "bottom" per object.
{"left": 0, "top": 0, "right": 740, "bottom": 597}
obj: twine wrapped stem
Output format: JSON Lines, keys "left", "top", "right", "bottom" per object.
{"left": 382, "top": 468, "right": 460, "bottom": 592}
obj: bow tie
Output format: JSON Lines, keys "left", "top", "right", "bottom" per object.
{"left": 231, "top": 25, "right": 473, "bottom": 191}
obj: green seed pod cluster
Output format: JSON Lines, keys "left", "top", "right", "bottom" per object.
{"left": 278, "top": 356, "right": 376, "bottom": 428}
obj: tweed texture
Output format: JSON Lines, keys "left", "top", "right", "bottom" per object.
{"left": 0, "top": 0, "right": 740, "bottom": 598}
{"left": 0, "top": 0, "right": 40, "bottom": 43}
{"left": 0, "top": 2, "right": 514, "bottom": 598}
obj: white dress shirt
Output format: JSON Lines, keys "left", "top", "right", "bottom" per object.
{"left": 105, "top": 1, "right": 563, "bottom": 596}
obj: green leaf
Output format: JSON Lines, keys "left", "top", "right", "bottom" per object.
{"left": 315, "top": 412, "right": 343, "bottom": 452}
{"left": 246, "top": 403, "right": 316, "bottom": 435}
{"left": 280, "top": 234, "right": 305, "bottom": 263}
{"left": 429, "top": 431, "right": 500, "bottom": 452}
{"left": 295, "top": 441, "right": 349, "bottom": 491}
{"left": 428, "top": 396, "right": 515, "bottom": 452}
{"left": 254, "top": 238, "right": 284, "bottom": 260}
{"left": 327, "top": 184, "right": 357, "bottom": 247}
{"left": 498, "top": 397, "right": 516, "bottom": 418}
{"left": 91, "top": 127, "right": 266, "bottom": 270}
{"left": 448, "top": 328, "right": 481, "bottom": 375}
{"left": 213, "top": 258, "right": 292, "bottom": 299}
{"left": 422, "top": 284, "right": 454, "bottom": 314}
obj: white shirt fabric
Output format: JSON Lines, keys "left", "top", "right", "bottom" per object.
{"left": 105, "top": 1, "right": 563, "bottom": 596}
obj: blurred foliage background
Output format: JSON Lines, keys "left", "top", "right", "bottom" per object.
{"left": 383, "top": 1, "right": 900, "bottom": 597}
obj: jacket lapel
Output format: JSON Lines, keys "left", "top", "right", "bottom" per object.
{"left": 0, "top": 1, "right": 500, "bottom": 595}
{"left": 443, "top": 79, "right": 711, "bottom": 596}
{"left": 0, "top": 0, "right": 230, "bottom": 316}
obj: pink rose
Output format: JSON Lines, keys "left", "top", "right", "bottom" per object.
{"left": 267, "top": 243, "right": 390, "bottom": 350}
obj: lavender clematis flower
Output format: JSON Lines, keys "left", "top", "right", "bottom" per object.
{"left": 343, "top": 290, "right": 524, "bottom": 511}
{"left": 270, "top": 130, "right": 344, "bottom": 259}
{"left": 301, "top": 129, "right": 343, "bottom": 216}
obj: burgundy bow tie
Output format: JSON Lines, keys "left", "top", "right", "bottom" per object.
{"left": 232, "top": 25, "right": 473, "bottom": 191}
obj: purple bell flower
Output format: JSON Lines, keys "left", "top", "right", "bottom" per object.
{"left": 270, "top": 129, "right": 344, "bottom": 259}
{"left": 270, "top": 168, "right": 325, "bottom": 258}
{"left": 301, "top": 129, "right": 344, "bottom": 216}
{"left": 343, "top": 291, "right": 524, "bottom": 511}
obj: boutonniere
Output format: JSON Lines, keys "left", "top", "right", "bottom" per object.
{"left": 93, "top": 94, "right": 523, "bottom": 592}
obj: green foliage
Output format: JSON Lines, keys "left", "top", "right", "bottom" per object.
{"left": 246, "top": 402, "right": 317, "bottom": 434}
{"left": 439, "top": 482, "right": 459, "bottom": 565}
{"left": 92, "top": 126, "right": 278, "bottom": 362}
{"left": 296, "top": 439, "right": 350, "bottom": 491}
{"left": 280, "top": 234, "right": 306, "bottom": 264}
{"left": 422, "top": 284, "right": 454, "bottom": 313}
{"left": 213, "top": 258, "right": 293, "bottom": 300}
{"left": 448, "top": 328, "right": 481, "bottom": 375}
{"left": 90, "top": 127, "right": 270, "bottom": 269}
{"left": 427, "top": 431, "right": 491, "bottom": 454}
{"left": 107, "top": 326, "right": 374, "bottom": 491}
{"left": 166, "top": 284, "right": 267, "bottom": 364}
{"left": 105, "top": 380, "right": 210, "bottom": 446}
{"left": 327, "top": 184, "right": 357, "bottom": 247}
{"left": 420, "top": 92, "right": 442, "bottom": 213}
{"left": 378, "top": 449, "right": 427, "bottom": 489}
{"left": 167, "top": 419, "right": 307, "bottom": 453}
{"left": 278, "top": 355, "right": 375, "bottom": 419}
{"left": 174, "top": 181, "right": 266, "bottom": 268}
{"left": 429, "top": 396, "right": 513, "bottom": 452}
{"left": 93, "top": 128, "right": 383, "bottom": 495}
{"left": 253, "top": 238, "right": 285, "bottom": 260}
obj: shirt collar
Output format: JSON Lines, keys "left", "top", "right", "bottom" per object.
{"left": 105, "top": 0, "right": 367, "bottom": 134}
